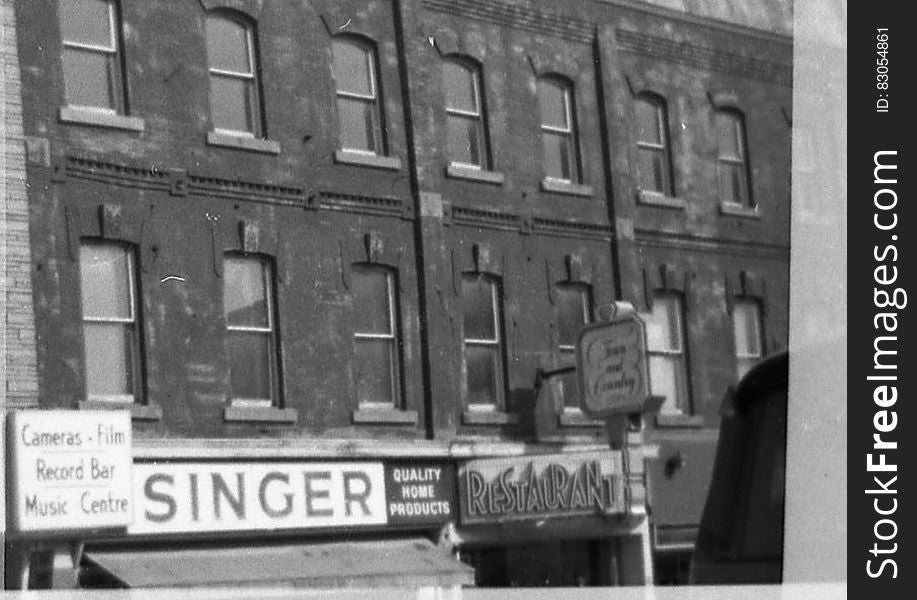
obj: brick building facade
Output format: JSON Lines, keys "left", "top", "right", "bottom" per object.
{"left": 3, "top": 0, "right": 791, "bottom": 589}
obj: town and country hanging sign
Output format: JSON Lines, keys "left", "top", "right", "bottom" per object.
{"left": 576, "top": 314, "right": 650, "bottom": 417}
{"left": 6, "top": 410, "right": 133, "bottom": 534}
{"left": 457, "top": 452, "right": 625, "bottom": 524}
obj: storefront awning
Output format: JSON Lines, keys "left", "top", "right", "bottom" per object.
{"left": 83, "top": 538, "right": 475, "bottom": 588}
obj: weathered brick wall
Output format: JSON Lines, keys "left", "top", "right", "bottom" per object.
{"left": 1, "top": 0, "right": 38, "bottom": 411}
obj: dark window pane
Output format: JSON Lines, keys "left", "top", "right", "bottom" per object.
{"left": 206, "top": 16, "right": 251, "bottom": 74}
{"left": 446, "top": 114, "right": 481, "bottom": 166}
{"left": 354, "top": 338, "right": 395, "bottom": 404}
{"left": 716, "top": 112, "right": 741, "bottom": 159}
{"left": 209, "top": 75, "right": 254, "bottom": 133}
{"left": 84, "top": 322, "right": 133, "bottom": 396}
{"left": 228, "top": 331, "right": 272, "bottom": 401}
{"left": 638, "top": 148, "right": 670, "bottom": 193}
{"left": 718, "top": 162, "right": 748, "bottom": 205}
{"left": 465, "top": 344, "right": 498, "bottom": 405}
{"left": 556, "top": 287, "right": 587, "bottom": 346}
{"left": 538, "top": 80, "right": 567, "bottom": 129}
{"left": 337, "top": 97, "right": 376, "bottom": 152}
{"left": 542, "top": 131, "right": 572, "bottom": 180}
{"left": 443, "top": 61, "right": 477, "bottom": 114}
{"left": 352, "top": 268, "right": 391, "bottom": 335}
{"left": 59, "top": 0, "right": 112, "bottom": 48}
{"left": 559, "top": 357, "right": 579, "bottom": 408}
{"left": 462, "top": 277, "right": 496, "bottom": 341}
{"left": 333, "top": 40, "right": 373, "bottom": 97}
{"left": 635, "top": 99, "right": 662, "bottom": 144}
{"left": 223, "top": 258, "right": 268, "bottom": 328}
{"left": 62, "top": 49, "right": 117, "bottom": 109}
{"left": 80, "top": 244, "right": 131, "bottom": 319}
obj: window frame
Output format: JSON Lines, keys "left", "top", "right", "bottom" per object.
{"left": 351, "top": 264, "right": 403, "bottom": 409}
{"left": 205, "top": 12, "right": 263, "bottom": 138}
{"left": 732, "top": 298, "right": 764, "bottom": 381}
{"left": 715, "top": 109, "right": 753, "bottom": 208}
{"left": 223, "top": 253, "right": 280, "bottom": 408}
{"left": 443, "top": 57, "right": 489, "bottom": 170}
{"left": 58, "top": 0, "right": 126, "bottom": 114}
{"left": 537, "top": 76, "right": 581, "bottom": 184}
{"left": 554, "top": 283, "right": 593, "bottom": 410}
{"left": 332, "top": 36, "right": 386, "bottom": 156}
{"left": 79, "top": 241, "right": 144, "bottom": 404}
{"left": 645, "top": 293, "right": 691, "bottom": 415}
{"left": 461, "top": 273, "right": 507, "bottom": 410}
{"left": 635, "top": 94, "right": 674, "bottom": 196}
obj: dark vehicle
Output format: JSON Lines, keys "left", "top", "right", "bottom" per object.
{"left": 690, "top": 351, "right": 787, "bottom": 584}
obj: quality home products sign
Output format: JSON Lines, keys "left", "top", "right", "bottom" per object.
{"left": 384, "top": 463, "right": 456, "bottom": 525}
{"left": 458, "top": 452, "right": 625, "bottom": 524}
{"left": 7, "top": 410, "right": 133, "bottom": 533}
{"left": 130, "top": 462, "right": 388, "bottom": 534}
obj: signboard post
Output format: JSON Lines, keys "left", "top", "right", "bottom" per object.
{"left": 6, "top": 410, "right": 133, "bottom": 534}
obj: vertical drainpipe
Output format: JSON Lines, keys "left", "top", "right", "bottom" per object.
{"left": 391, "top": 0, "right": 436, "bottom": 439}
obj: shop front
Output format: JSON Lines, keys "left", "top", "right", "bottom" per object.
{"left": 4, "top": 411, "right": 472, "bottom": 590}
{"left": 452, "top": 450, "right": 653, "bottom": 587}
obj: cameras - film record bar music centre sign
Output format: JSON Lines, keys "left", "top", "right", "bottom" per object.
{"left": 458, "top": 452, "right": 625, "bottom": 524}
{"left": 7, "top": 410, "right": 133, "bottom": 533}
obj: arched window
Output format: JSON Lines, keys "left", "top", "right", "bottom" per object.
{"left": 635, "top": 94, "right": 674, "bottom": 195}
{"left": 205, "top": 12, "right": 263, "bottom": 136}
{"left": 554, "top": 283, "right": 592, "bottom": 409}
{"left": 332, "top": 37, "right": 385, "bottom": 154}
{"left": 58, "top": 0, "right": 125, "bottom": 112}
{"left": 351, "top": 265, "right": 401, "bottom": 407}
{"left": 732, "top": 299, "right": 764, "bottom": 380}
{"left": 715, "top": 109, "right": 753, "bottom": 206}
{"left": 443, "top": 58, "right": 488, "bottom": 168}
{"left": 644, "top": 293, "right": 689, "bottom": 414}
{"left": 537, "top": 76, "right": 581, "bottom": 182}
{"left": 461, "top": 274, "right": 505, "bottom": 407}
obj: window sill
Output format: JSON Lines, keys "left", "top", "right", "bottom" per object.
{"left": 462, "top": 409, "right": 519, "bottom": 426}
{"left": 445, "top": 163, "right": 505, "bottom": 185}
{"left": 558, "top": 409, "right": 604, "bottom": 428}
{"left": 206, "top": 131, "right": 281, "bottom": 154}
{"left": 637, "top": 190, "right": 686, "bottom": 209}
{"left": 60, "top": 106, "right": 145, "bottom": 132}
{"left": 224, "top": 405, "right": 298, "bottom": 424}
{"left": 78, "top": 400, "right": 162, "bottom": 421}
{"left": 719, "top": 203, "right": 761, "bottom": 219}
{"left": 352, "top": 406, "right": 419, "bottom": 425}
{"left": 654, "top": 413, "right": 705, "bottom": 428}
{"left": 334, "top": 149, "right": 402, "bottom": 171}
{"left": 540, "top": 177, "right": 594, "bottom": 198}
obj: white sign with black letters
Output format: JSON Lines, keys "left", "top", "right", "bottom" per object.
{"left": 130, "top": 462, "right": 387, "bottom": 534}
{"left": 7, "top": 410, "right": 133, "bottom": 532}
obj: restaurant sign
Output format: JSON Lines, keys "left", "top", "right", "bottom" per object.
{"left": 6, "top": 410, "right": 133, "bottom": 533}
{"left": 130, "top": 462, "right": 387, "bottom": 535}
{"left": 458, "top": 452, "right": 625, "bottom": 524}
{"left": 384, "top": 462, "right": 455, "bottom": 525}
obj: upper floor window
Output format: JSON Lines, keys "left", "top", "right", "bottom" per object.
{"left": 223, "top": 254, "right": 278, "bottom": 406}
{"left": 79, "top": 242, "right": 142, "bottom": 402}
{"left": 461, "top": 274, "right": 505, "bottom": 408}
{"left": 644, "top": 294, "right": 689, "bottom": 414}
{"left": 443, "top": 59, "right": 488, "bottom": 169}
{"left": 538, "top": 77, "right": 580, "bottom": 182}
{"left": 332, "top": 38, "right": 384, "bottom": 154}
{"left": 352, "top": 266, "right": 401, "bottom": 407}
{"left": 206, "top": 13, "right": 262, "bottom": 136}
{"left": 58, "top": 0, "right": 125, "bottom": 112}
{"left": 555, "top": 284, "right": 591, "bottom": 409}
{"left": 732, "top": 299, "right": 763, "bottom": 380}
{"left": 635, "top": 94, "right": 673, "bottom": 195}
{"left": 715, "top": 110, "right": 752, "bottom": 207}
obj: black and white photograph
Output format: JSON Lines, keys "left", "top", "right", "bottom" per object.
{"left": 1, "top": 0, "right": 849, "bottom": 597}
